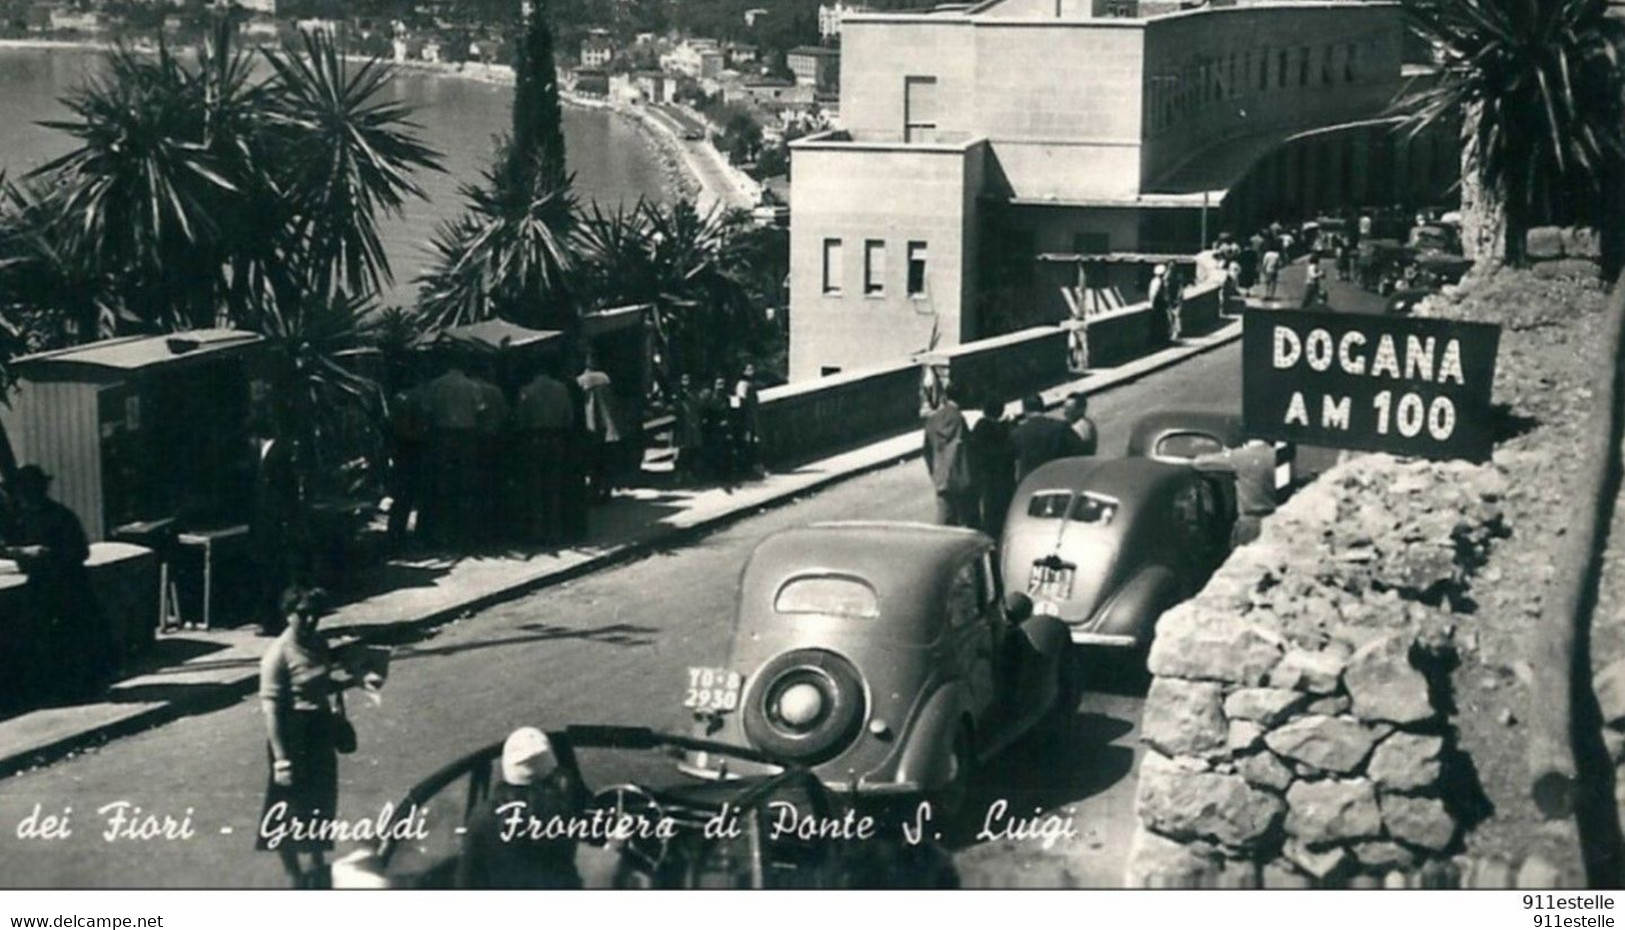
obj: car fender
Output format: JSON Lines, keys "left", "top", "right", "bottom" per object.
{"left": 1092, "top": 565, "right": 1183, "bottom": 647}
{"left": 1018, "top": 616, "right": 1071, "bottom": 662}
{"left": 894, "top": 684, "right": 970, "bottom": 792}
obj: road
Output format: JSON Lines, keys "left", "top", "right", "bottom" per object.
{"left": 642, "top": 104, "right": 756, "bottom": 213}
{"left": 0, "top": 275, "right": 1383, "bottom": 889}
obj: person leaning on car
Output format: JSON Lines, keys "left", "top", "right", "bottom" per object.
{"left": 1010, "top": 394, "right": 1090, "bottom": 485}
{"left": 1193, "top": 439, "right": 1279, "bottom": 546}
{"left": 457, "top": 727, "right": 588, "bottom": 890}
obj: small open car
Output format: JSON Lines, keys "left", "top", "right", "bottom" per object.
{"left": 330, "top": 725, "right": 957, "bottom": 888}
{"left": 1000, "top": 458, "right": 1237, "bottom": 650}
{"left": 680, "top": 522, "right": 1073, "bottom": 810}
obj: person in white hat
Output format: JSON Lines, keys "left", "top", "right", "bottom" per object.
{"left": 456, "top": 727, "right": 587, "bottom": 889}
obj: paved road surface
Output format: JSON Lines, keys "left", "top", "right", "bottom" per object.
{"left": 0, "top": 268, "right": 1389, "bottom": 889}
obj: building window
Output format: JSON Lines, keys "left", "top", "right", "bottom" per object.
{"left": 864, "top": 239, "right": 886, "bottom": 295}
{"left": 908, "top": 241, "right": 929, "bottom": 297}
{"left": 1278, "top": 49, "right": 1288, "bottom": 88}
{"left": 904, "top": 75, "right": 938, "bottom": 143}
{"left": 1255, "top": 51, "right": 1265, "bottom": 91}
{"left": 1227, "top": 54, "right": 1237, "bottom": 97}
{"left": 1322, "top": 43, "right": 1333, "bottom": 84}
{"left": 821, "top": 366, "right": 842, "bottom": 377}
{"left": 1298, "top": 47, "right": 1309, "bottom": 86}
{"left": 822, "top": 238, "right": 843, "bottom": 295}
{"left": 1345, "top": 43, "right": 1357, "bottom": 81}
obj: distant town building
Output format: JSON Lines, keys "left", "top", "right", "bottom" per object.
{"left": 573, "top": 67, "right": 610, "bottom": 98}
{"left": 787, "top": 46, "right": 839, "bottom": 90}
{"left": 725, "top": 43, "right": 760, "bottom": 66}
{"left": 661, "top": 39, "right": 724, "bottom": 80}
{"left": 635, "top": 70, "right": 678, "bottom": 104}
{"left": 228, "top": 0, "right": 277, "bottom": 15}
{"left": 581, "top": 32, "right": 615, "bottom": 67}
{"left": 786, "top": 0, "right": 1458, "bottom": 381}
{"left": 48, "top": 9, "right": 102, "bottom": 32}
{"left": 294, "top": 17, "right": 339, "bottom": 35}
{"left": 818, "top": 2, "right": 870, "bottom": 40}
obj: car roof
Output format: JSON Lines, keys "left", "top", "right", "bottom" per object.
{"left": 1127, "top": 409, "right": 1245, "bottom": 448}
{"left": 750, "top": 522, "right": 990, "bottom": 576}
{"left": 1018, "top": 456, "right": 1195, "bottom": 503}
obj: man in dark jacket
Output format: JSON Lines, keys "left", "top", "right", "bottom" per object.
{"left": 1, "top": 465, "right": 104, "bottom": 703}
{"left": 966, "top": 398, "right": 1016, "bottom": 537}
{"left": 922, "top": 383, "right": 974, "bottom": 527}
{"left": 1009, "top": 394, "right": 1087, "bottom": 485}
{"left": 513, "top": 360, "right": 575, "bottom": 544}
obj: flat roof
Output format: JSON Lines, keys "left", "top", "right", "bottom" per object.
{"left": 14, "top": 330, "right": 263, "bottom": 375}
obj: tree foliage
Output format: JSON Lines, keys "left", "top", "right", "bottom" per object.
{"left": 1397, "top": 0, "right": 1625, "bottom": 265}
{"left": 507, "top": 0, "right": 568, "bottom": 190}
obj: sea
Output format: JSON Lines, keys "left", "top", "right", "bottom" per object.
{"left": 0, "top": 46, "right": 670, "bottom": 308}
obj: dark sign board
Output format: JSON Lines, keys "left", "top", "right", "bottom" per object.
{"left": 1242, "top": 309, "right": 1501, "bottom": 462}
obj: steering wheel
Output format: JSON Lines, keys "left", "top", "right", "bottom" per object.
{"left": 589, "top": 784, "right": 671, "bottom": 876}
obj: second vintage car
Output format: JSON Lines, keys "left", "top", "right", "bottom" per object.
{"left": 1000, "top": 457, "right": 1236, "bottom": 651}
{"left": 679, "top": 522, "right": 1073, "bottom": 809}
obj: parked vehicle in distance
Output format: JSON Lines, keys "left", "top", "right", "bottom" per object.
{"left": 682, "top": 128, "right": 706, "bottom": 141}
{"left": 1386, "top": 288, "right": 1435, "bottom": 316}
{"left": 330, "top": 725, "right": 958, "bottom": 888}
{"left": 680, "top": 522, "right": 1073, "bottom": 810}
{"left": 1000, "top": 458, "right": 1237, "bottom": 650}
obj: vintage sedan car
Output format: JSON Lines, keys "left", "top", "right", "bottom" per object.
{"left": 330, "top": 725, "right": 958, "bottom": 889}
{"left": 680, "top": 522, "right": 1073, "bottom": 808}
{"left": 1000, "top": 458, "right": 1236, "bottom": 650}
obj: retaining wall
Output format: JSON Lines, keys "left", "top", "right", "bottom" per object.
{"left": 1123, "top": 453, "right": 1578, "bottom": 887}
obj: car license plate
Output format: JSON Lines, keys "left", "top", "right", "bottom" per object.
{"left": 1028, "top": 561, "right": 1075, "bottom": 602}
{"left": 683, "top": 667, "right": 744, "bottom": 713}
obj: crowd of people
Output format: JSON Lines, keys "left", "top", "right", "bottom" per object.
{"left": 380, "top": 352, "right": 629, "bottom": 555}
{"left": 668, "top": 365, "right": 763, "bottom": 486}
{"left": 923, "top": 385, "right": 1098, "bottom": 537}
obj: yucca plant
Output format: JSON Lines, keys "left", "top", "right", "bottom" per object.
{"left": 414, "top": 156, "right": 579, "bottom": 331}
{"left": 1397, "top": 0, "right": 1625, "bottom": 269}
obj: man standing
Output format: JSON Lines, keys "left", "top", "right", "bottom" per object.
{"left": 514, "top": 360, "right": 575, "bottom": 544}
{"left": 731, "top": 363, "right": 762, "bottom": 480}
{"left": 922, "top": 384, "right": 974, "bottom": 527}
{"left": 417, "top": 358, "right": 509, "bottom": 547}
{"left": 1010, "top": 394, "right": 1087, "bottom": 485}
{"left": 967, "top": 398, "right": 1016, "bottom": 537}
{"left": 1301, "top": 255, "right": 1328, "bottom": 309}
{"left": 1062, "top": 392, "right": 1099, "bottom": 456}
{"left": 249, "top": 421, "right": 303, "bottom": 636}
{"left": 1260, "top": 243, "right": 1284, "bottom": 302}
{"left": 0, "top": 466, "right": 104, "bottom": 703}
{"left": 577, "top": 353, "right": 626, "bottom": 502}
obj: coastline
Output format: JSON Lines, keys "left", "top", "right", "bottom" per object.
{"left": 0, "top": 39, "right": 705, "bottom": 206}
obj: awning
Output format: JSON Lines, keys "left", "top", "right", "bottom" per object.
{"left": 13, "top": 329, "right": 264, "bottom": 377}
{"left": 417, "top": 320, "right": 562, "bottom": 354}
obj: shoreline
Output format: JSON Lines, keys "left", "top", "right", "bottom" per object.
{"left": 0, "top": 39, "right": 704, "bottom": 206}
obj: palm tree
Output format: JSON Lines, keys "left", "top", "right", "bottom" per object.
{"left": 575, "top": 198, "right": 762, "bottom": 394}
{"left": 415, "top": 158, "right": 579, "bottom": 330}
{"left": 261, "top": 29, "right": 442, "bottom": 301}
{"left": 1397, "top": 0, "right": 1625, "bottom": 269}
{"left": 35, "top": 41, "right": 244, "bottom": 330}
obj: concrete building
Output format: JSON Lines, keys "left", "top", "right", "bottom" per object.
{"left": 787, "top": 45, "right": 840, "bottom": 90}
{"left": 818, "top": 2, "right": 871, "bottom": 40}
{"left": 48, "top": 9, "right": 102, "bottom": 31}
{"left": 581, "top": 32, "right": 615, "bottom": 67}
{"left": 786, "top": 0, "right": 1456, "bottom": 381}
{"left": 662, "top": 39, "right": 724, "bottom": 80}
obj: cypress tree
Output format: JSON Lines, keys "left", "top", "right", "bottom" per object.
{"left": 508, "top": 0, "right": 567, "bottom": 188}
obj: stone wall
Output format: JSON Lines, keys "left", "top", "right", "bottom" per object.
{"left": 756, "top": 358, "right": 923, "bottom": 465}
{"left": 1126, "top": 453, "right": 1537, "bottom": 887}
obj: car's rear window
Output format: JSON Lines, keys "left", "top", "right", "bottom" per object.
{"left": 774, "top": 576, "right": 881, "bottom": 619}
{"left": 1070, "top": 493, "right": 1119, "bottom": 525}
{"left": 1154, "top": 431, "right": 1227, "bottom": 461}
{"left": 1027, "top": 492, "right": 1073, "bottom": 519}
